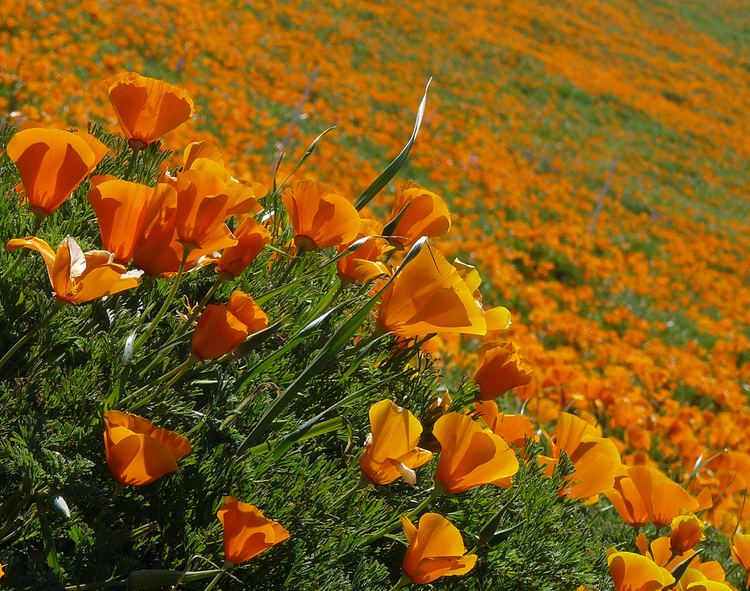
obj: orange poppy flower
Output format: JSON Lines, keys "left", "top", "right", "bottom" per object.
{"left": 400, "top": 513, "right": 477, "bottom": 585}
{"left": 731, "top": 534, "right": 750, "bottom": 583}
{"left": 191, "top": 291, "right": 268, "bottom": 360}
{"left": 607, "top": 551, "right": 675, "bottom": 591}
{"left": 103, "top": 410, "right": 192, "bottom": 486}
{"left": 433, "top": 411, "right": 519, "bottom": 494}
{"left": 538, "top": 412, "right": 622, "bottom": 500}
{"left": 607, "top": 465, "right": 699, "bottom": 527}
{"left": 6, "top": 236, "right": 142, "bottom": 304}
{"left": 670, "top": 514, "right": 705, "bottom": 555}
{"left": 217, "top": 217, "right": 270, "bottom": 279}
{"left": 282, "top": 180, "right": 360, "bottom": 251}
{"left": 473, "top": 341, "right": 533, "bottom": 401}
{"left": 359, "top": 399, "right": 433, "bottom": 485}
{"left": 217, "top": 496, "right": 290, "bottom": 565}
{"left": 106, "top": 72, "right": 195, "bottom": 145}
{"left": 131, "top": 183, "right": 182, "bottom": 276}
{"left": 387, "top": 181, "right": 451, "bottom": 247}
{"left": 474, "top": 400, "right": 535, "bottom": 448}
{"left": 7, "top": 127, "right": 107, "bottom": 217}
{"left": 88, "top": 179, "right": 152, "bottom": 263}
{"left": 377, "top": 244, "right": 487, "bottom": 338}
{"left": 337, "top": 219, "right": 390, "bottom": 284}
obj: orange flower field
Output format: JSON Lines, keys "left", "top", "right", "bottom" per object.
{"left": 0, "top": 1, "right": 749, "bottom": 590}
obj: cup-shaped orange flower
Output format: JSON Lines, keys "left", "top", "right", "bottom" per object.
{"left": 217, "top": 217, "right": 270, "bottom": 279}
{"left": 607, "top": 465, "right": 699, "bottom": 527}
{"left": 191, "top": 291, "right": 268, "bottom": 360}
{"left": 360, "top": 399, "right": 433, "bottom": 485}
{"left": 473, "top": 341, "right": 533, "bottom": 401}
{"left": 434, "top": 412, "right": 519, "bottom": 494}
{"left": 387, "top": 181, "right": 451, "bottom": 247}
{"left": 88, "top": 179, "right": 153, "bottom": 263}
{"left": 538, "top": 412, "right": 622, "bottom": 500}
{"left": 103, "top": 410, "right": 192, "bottom": 486}
{"left": 732, "top": 534, "right": 750, "bottom": 584}
{"left": 217, "top": 496, "right": 290, "bottom": 564}
{"left": 131, "top": 183, "right": 183, "bottom": 276}
{"left": 106, "top": 72, "right": 195, "bottom": 145}
{"left": 282, "top": 180, "right": 360, "bottom": 251}
{"left": 670, "top": 514, "right": 705, "bottom": 555}
{"left": 7, "top": 127, "right": 107, "bottom": 217}
{"left": 474, "top": 400, "right": 535, "bottom": 448}
{"left": 607, "top": 551, "right": 675, "bottom": 591}
{"left": 6, "top": 236, "right": 142, "bottom": 304}
{"left": 401, "top": 513, "right": 477, "bottom": 585}
{"left": 337, "top": 219, "right": 390, "bottom": 284}
{"left": 378, "top": 245, "right": 487, "bottom": 338}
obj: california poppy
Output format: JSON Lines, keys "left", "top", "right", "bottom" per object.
{"left": 217, "top": 217, "right": 270, "bottom": 279}
{"left": 607, "top": 550, "right": 675, "bottom": 591}
{"left": 103, "top": 410, "right": 192, "bottom": 486}
{"left": 191, "top": 291, "right": 268, "bottom": 360}
{"left": 6, "top": 236, "right": 142, "bottom": 304}
{"left": 88, "top": 179, "right": 152, "bottom": 263}
{"left": 474, "top": 400, "right": 535, "bottom": 448}
{"left": 387, "top": 181, "right": 451, "bottom": 247}
{"left": 337, "top": 218, "right": 390, "bottom": 284}
{"left": 433, "top": 411, "right": 519, "bottom": 494}
{"left": 7, "top": 127, "right": 106, "bottom": 217}
{"left": 473, "top": 341, "right": 533, "bottom": 400}
{"left": 217, "top": 496, "right": 290, "bottom": 564}
{"left": 282, "top": 180, "right": 360, "bottom": 251}
{"left": 360, "top": 399, "right": 433, "bottom": 485}
{"left": 607, "top": 465, "right": 699, "bottom": 527}
{"left": 670, "top": 514, "right": 705, "bottom": 555}
{"left": 378, "top": 244, "right": 487, "bottom": 338}
{"left": 106, "top": 72, "right": 195, "bottom": 145}
{"left": 400, "top": 513, "right": 477, "bottom": 584}
{"left": 731, "top": 534, "right": 750, "bottom": 583}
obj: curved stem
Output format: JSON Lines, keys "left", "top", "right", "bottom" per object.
{"left": 126, "top": 358, "right": 195, "bottom": 412}
{"left": 0, "top": 304, "right": 61, "bottom": 372}
{"left": 203, "top": 569, "right": 225, "bottom": 591}
{"left": 134, "top": 251, "right": 189, "bottom": 353}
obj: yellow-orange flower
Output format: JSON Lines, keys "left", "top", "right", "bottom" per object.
{"left": 387, "top": 181, "right": 451, "bottom": 247}
{"left": 217, "top": 217, "right": 270, "bottom": 278}
{"left": 401, "top": 513, "right": 477, "bottom": 585}
{"left": 359, "top": 399, "right": 433, "bottom": 485}
{"left": 473, "top": 341, "right": 533, "bottom": 400}
{"left": 731, "top": 534, "right": 750, "bottom": 583}
{"left": 106, "top": 72, "right": 194, "bottom": 145}
{"left": 217, "top": 496, "right": 290, "bottom": 564}
{"left": 607, "top": 550, "right": 675, "bottom": 591}
{"left": 103, "top": 410, "right": 192, "bottom": 486}
{"left": 337, "top": 218, "right": 390, "bottom": 284}
{"left": 434, "top": 411, "right": 519, "bottom": 494}
{"left": 282, "top": 179, "right": 360, "bottom": 251}
{"left": 88, "top": 179, "right": 152, "bottom": 264}
{"left": 191, "top": 291, "right": 268, "bottom": 360}
{"left": 377, "top": 244, "right": 487, "bottom": 338}
{"left": 538, "top": 412, "right": 622, "bottom": 500}
{"left": 607, "top": 465, "right": 699, "bottom": 527}
{"left": 670, "top": 514, "right": 705, "bottom": 555}
{"left": 474, "top": 400, "right": 535, "bottom": 448}
{"left": 7, "top": 127, "right": 106, "bottom": 216}
{"left": 6, "top": 236, "right": 142, "bottom": 304}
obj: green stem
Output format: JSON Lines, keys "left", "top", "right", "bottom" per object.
{"left": 358, "top": 488, "right": 438, "bottom": 547}
{"left": 388, "top": 574, "right": 410, "bottom": 591}
{"left": 126, "top": 358, "right": 195, "bottom": 412}
{"left": 0, "top": 304, "right": 61, "bottom": 372}
{"left": 2, "top": 215, "right": 43, "bottom": 280}
{"left": 185, "top": 274, "right": 223, "bottom": 326}
{"left": 203, "top": 570, "right": 224, "bottom": 591}
{"left": 134, "top": 251, "right": 189, "bottom": 353}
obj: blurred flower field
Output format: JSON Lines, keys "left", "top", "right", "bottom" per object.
{"left": 0, "top": 1, "right": 749, "bottom": 590}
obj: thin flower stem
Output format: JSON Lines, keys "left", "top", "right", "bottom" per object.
{"left": 388, "top": 574, "right": 410, "bottom": 591}
{"left": 125, "top": 358, "right": 195, "bottom": 411}
{"left": 134, "top": 251, "right": 189, "bottom": 353}
{"left": 1, "top": 215, "right": 43, "bottom": 280}
{"left": 202, "top": 567, "right": 226, "bottom": 591}
{"left": 0, "top": 304, "right": 61, "bottom": 372}
{"left": 184, "top": 274, "right": 223, "bottom": 326}
{"left": 358, "top": 488, "right": 438, "bottom": 547}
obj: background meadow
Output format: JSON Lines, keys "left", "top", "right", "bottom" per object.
{"left": 1, "top": 1, "right": 749, "bottom": 590}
